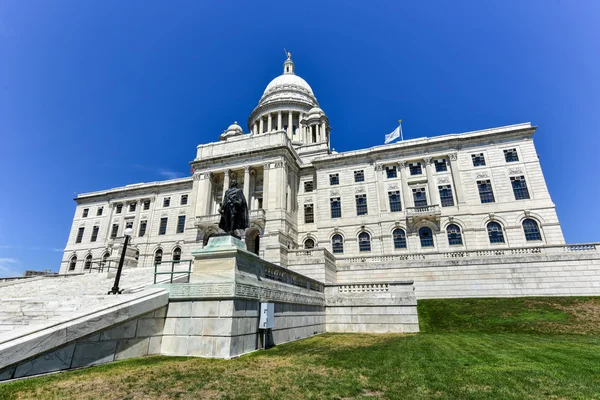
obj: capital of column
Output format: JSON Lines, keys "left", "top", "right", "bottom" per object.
{"left": 449, "top": 153, "right": 458, "bottom": 161}
{"left": 398, "top": 160, "right": 407, "bottom": 168}
{"left": 423, "top": 157, "right": 433, "bottom": 165}
{"left": 374, "top": 164, "right": 384, "bottom": 171}
{"left": 244, "top": 165, "right": 251, "bottom": 173}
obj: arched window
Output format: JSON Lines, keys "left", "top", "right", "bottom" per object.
{"left": 304, "top": 238, "right": 315, "bottom": 249}
{"left": 154, "top": 249, "right": 163, "bottom": 265}
{"left": 392, "top": 228, "right": 407, "bottom": 249}
{"left": 172, "top": 247, "right": 181, "bottom": 261}
{"left": 84, "top": 254, "right": 92, "bottom": 270}
{"left": 419, "top": 227, "right": 434, "bottom": 247}
{"left": 331, "top": 234, "right": 344, "bottom": 254}
{"left": 447, "top": 224, "right": 463, "bottom": 246}
{"left": 68, "top": 255, "right": 77, "bottom": 271}
{"left": 487, "top": 222, "right": 505, "bottom": 244}
{"left": 358, "top": 232, "right": 371, "bottom": 252}
{"left": 523, "top": 219, "right": 542, "bottom": 241}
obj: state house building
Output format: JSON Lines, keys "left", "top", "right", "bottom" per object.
{"left": 60, "top": 55, "right": 564, "bottom": 281}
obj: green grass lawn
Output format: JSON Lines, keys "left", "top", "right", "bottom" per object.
{"left": 2, "top": 297, "right": 600, "bottom": 400}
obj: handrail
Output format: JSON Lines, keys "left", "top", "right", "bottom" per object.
{"left": 153, "top": 259, "right": 193, "bottom": 284}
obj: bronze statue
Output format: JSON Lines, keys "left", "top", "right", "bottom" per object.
{"left": 218, "top": 179, "right": 249, "bottom": 235}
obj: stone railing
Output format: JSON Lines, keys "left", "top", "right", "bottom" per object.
{"left": 406, "top": 204, "right": 441, "bottom": 217}
{"left": 286, "top": 248, "right": 337, "bottom": 265}
{"left": 264, "top": 263, "right": 324, "bottom": 293}
{"left": 337, "top": 283, "right": 390, "bottom": 293}
{"left": 336, "top": 243, "right": 600, "bottom": 266}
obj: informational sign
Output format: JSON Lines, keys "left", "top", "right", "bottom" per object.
{"left": 259, "top": 303, "right": 274, "bottom": 329}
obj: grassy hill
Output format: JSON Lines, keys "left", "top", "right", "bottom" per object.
{"left": 2, "top": 297, "right": 600, "bottom": 400}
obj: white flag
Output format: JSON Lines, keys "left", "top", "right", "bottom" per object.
{"left": 385, "top": 126, "right": 400, "bottom": 144}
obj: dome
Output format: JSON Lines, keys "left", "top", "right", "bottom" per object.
{"left": 308, "top": 107, "right": 323, "bottom": 114}
{"left": 263, "top": 74, "right": 314, "bottom": 96}
{"left": 226, "top": 122, "right": 243, "bottom": 132}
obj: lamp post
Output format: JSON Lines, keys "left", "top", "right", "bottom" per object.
{"left": 108, "top": 227, "right": 133, "bottom": 295}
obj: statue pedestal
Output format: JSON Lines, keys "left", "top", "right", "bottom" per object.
{"left": 201, "top": 234, "right": 246, "bottom": 252}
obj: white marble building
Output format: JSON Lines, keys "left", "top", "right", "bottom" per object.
{"left": 60, "top": 54, "right": 565, "bottom": 277}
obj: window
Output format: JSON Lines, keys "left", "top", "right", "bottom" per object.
{"left": 419, "top": 227, "right": 434, "bottom": 247}
{"left": 116, "top": 204, "right": 123, "bottom": 214}
{"left": 487, "top": 222, "right": 505, "bottom": 244}
{"left": 386, "top": 166, "right": 397, "bottom": 179}
{"left": 304, "top": 238, "right": 315, "bottom": 249}
{"left": 447, "top": 224, "right": 463, "bottom": 245}
{"left": 68, "top": 256, "right": 77, "bottom": 271}
{"left": 96, "top": 207, "right": 103, "bottom": 216}
{"left": 504, "top": 148, "right": 519, "bottom": 162}
{"left": 84, "top": 255, "right": 92, "bottom": 270}
{"left": 163, "top": 197, "right": 170, "bottom": 207}
{"left": 143, "top": 200, "right": 150, "bottom": 210}
{"left": 413, "top": 188, "right": 428, "bottom": 207}
{"left": 511, "top": 176, "right": 530, "bottom": 200}
{"left": 101, "top": 252, "right": 110, "bottom": 267}
{"left": 409, "top": 163, "right": 422, "bottom": 175}
{"left": 330, "top": 197, "right": 341, "bottom": 218}
{"left": 154, "top": 249, "right": 163, "bottom": 265}
{"left": 173, "top": 247, "right": 182, "bottom": 261}
{"left": 75, "top": 227, "right": 85, "bottom": 244}
{"left": 331, "top": 234, "right": 344, "bottom": 254}
{"left": 159, "top": 217, "right": 168, "bottom": 235}
{"left": 472, "top": 153, "right": 486, "bottom": 167}
{"left": 304, "top": 181, "right": 314, "bottom": 192}
{"left": 523, "top": 219, "right": 542, "bottom": 241}
{"left": 393, "top": 228, "right": 407, "bottom": 249}
{"left": 90, "top": 226, "right": 99, "bottom": 242}
{"left": 477, "top": 180, "right": 495, "bottom": 203}
{"left": 125, "top": 221, "right": 133, "bottom": 230}
{"left": 82, "top": 208, "right": 89, "bottom": 218}
{"left": 329, "top": 174, "right": 339, "bottom": 185}
{"left": 434, "top": 159, "right": 448, "bottom": 172}
{"left": 258, "top": 198, "right": 263, "bottom": 209}
{"left": 177, "top": 215, "right": 186, "bottom": 233}
{"left": 110, "top": 224, "right": 119, "bottom": 239}
{"left": 439, "top": 185, "right": 455, "bottom": 207}
{"left": 135, "top": 251, "right": 139, "bottom": 260}
{"left": 354, "top": 170, "right": 364, "bottom": 182}
{"left": 180, "top": 195, "right": 188, "bottom": 205}
{"left": 358, "top": 232, "right": 371, "bottom": 252}
{"left": 304, "top": 204, "right": 314, "bottom": 223}
{"left": 139, "top": 220, "right": 147, "bottom": 237}
{"left": 355, "top": 194, "right": 368, "bottom": 215}
{"left": 129, "top": 202, "right": 136, "bottom": 212}
{"left": 388, "top": 191, "right": 402, "bottom": 212}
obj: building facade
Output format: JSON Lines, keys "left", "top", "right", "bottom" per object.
{"left": 60, "top": 55, "right": 564, "bottom": 277}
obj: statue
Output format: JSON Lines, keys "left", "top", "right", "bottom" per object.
{"left": 218, "top": 179, "right": 249, "bottom": 235}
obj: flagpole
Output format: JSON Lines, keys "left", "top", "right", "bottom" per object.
{"left": 398, "top": 120, "right": 403, "bottom": 141}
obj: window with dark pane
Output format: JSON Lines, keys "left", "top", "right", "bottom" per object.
{"left": 358, "top": 232, "right": 371, "bottom": 252}
{"left": 75, "top": 227, "right": 85, "bottom": 244}
{"left": 90, "top": 226, "right": 99, "bottom": 242}
{"left": 180, "top": 194, "right": 188, "bottom": 205}
{"left": 304, "top": 238, "right": 315, "bottom": 249}
{"left": 409, "top": 163, "right": 422, "bottom": 175}
{"left": 447, "top": 224, "right": 463, "bottom": 245}
{"left": 329, "top": 174, "right": 339, "bottom": 185}
{"left": 434, "top": 159, "right": 448, "bottom": 172}
{"left": 154, "top": 249, "right": 163, "bottom": 265}
{"left": 523, "top": 218, "right": 542, "bottom": 241}
{"left": 84, "top": 255, "right": 92, "bottom": 270}
{"left": 386, "top": 166, "right": 397, "bottom": 179}
{"left": 96, "top": 207, "right": 103, "bottom": 216}
{"left": 354, "top": 170, "right": 364, "bottom": 182}
{"left": 139, "top": 220, "right": 147, "bottom": 237}
{"left": 68, "top": 256, "right": 77, "bottom": 271}
{"left": 438, "top": 185, "right": 455, "bottom": 207}
{"left": 419, "top": 227, "right": 434, "bottom": 247}
{"left": 163, "top": 197, "right": 170, "bottom": 207}
{"left": 110, "top": 224, "right": 119, "bottom": 239}
{"left": 116, "top": 204, "right": 123, "bottom": 214}
{"left": 355, "top": 194, "right": 368, "bottom": 215}
{"left": 82, "top": 208, "right": 89, "bottom": 218}
{"left": 304, "top": 204, "right": 314, "bottom": 223}
{"left": 504, "top": 148, "right": 519, "bottom": 162}
{"left": 125, "top": 221, "right": 133, "bottom": 230}
{"left": 159, "top": 217, "right": 168, "bottom": 235}
{"left": 143, "top": 200, "right": 150, "bottom": 210}
{"left": 129, "top": 203, "right": 136, "bottom": 212}
{"left": 487, "top": 222, "right": 505, "bottom": 243}
{"left": 412, "top": 188, "right": 428, "bottom": 207}
{"left": 330, "top": 197, "right": 341, "bottom": 218}
{"left": 477, "top": 180, "right": 495, "bottom": 203}
{"left": 388, "top": 191, "right": 402, "bottom": 212}
{"left": 472, "top": 153, "right": 486, "bottom": 167}
{"left": 177, "top": 215, "right": 186, "bottom": 233}
{"left": 511, "top": 176, "right": 530, "bottom": 200}
{"left": 331, "top": 234, "right": 344, "bottom": 254}
{"left": 393, "top": 228, "right": 407, "bottom": 249}
{"left": 173, "top": 247, "right": 182, "bottom": 261}
{"left": 304, "top": 181, "right": 314, "bottom": 192}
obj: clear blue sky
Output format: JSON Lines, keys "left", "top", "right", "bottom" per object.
{"left": 1, "top": 1, "right": 599, "bottom": 277}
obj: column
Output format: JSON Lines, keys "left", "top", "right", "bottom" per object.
{"left": 250, "top": 169, "right": 257, "bottom": 209}
{"left": 448, "top": 153, "right": 465, "bottom": 204}
{"left": 222, "top": 170, "right": 230, "bottom": 202}
{"left": 321, "top": 121, "right": 327, "bottom": 143}
{"left": 243, "top": 166, "right": 251, "bottom": 211}
{"left": 375, "top": 164, "right": 386, "bottom": 212}
{"left": 253, "top": 122, "right": 258, "bottom": 135}
{"left": 263, "top": 163, "right": 270, "bottom": 210}
{"left": 288, "top": 112, "right": 293, "bottom": 140}
{"left": 259, "top": 118, "right": 264, "bottom": 134}
{"left": 194, "top": 172, "right": 213, "bottom": 216}
{"left": 267, "top": 114, "right": 272, "bottom": 132}
{"left": 424, "top": 157, "right": 438, "bottom": 206}
{"left": 399, "top": 161, "right": 412, "bottom": 208}
{"left": 277, "top": 111, "right": 282, "bottom": 131}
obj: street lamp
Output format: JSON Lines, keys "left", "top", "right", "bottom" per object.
{"left": 108, "top": 227, "right": 133, "bottom": 295}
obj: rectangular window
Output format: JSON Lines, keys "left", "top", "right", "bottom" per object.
{"left": 412, "top": 188, "right": 427, "bottom": 207}
{"left": 409, "top": 163, "right": 422, "bottom": 175}
{"left": 472, "top": 153, "right": 486, "bottom": 167}
{"left": 511, "top": 176, "right": 530, "bottom": 200}
{"left": 388, "top": 191, "right": 402, "bottom": 212}
{"left": 90, "top": 226, "right": 99, "bottom": 242}
{"left": 177, "top": 215, "right": 186, "bottom": 233}
{"left": 96, "top": 207, "right": 103, "bottom": 216}
{"left": 386, "top": 166, "right": 397, "bottom": 179}
{"left": 75, "top": 227, "right": 85, "bottom": 243}
{"left": 355, "top": 194, "right": 368, "bottom": 215}
{"left": 180, "top": 194, "right": 188, "bottom": 205}
{"left": 504, "top": 148, "right": 519, "bottom": 162}
{"left": 159, "top": 217, "right": 168, "bottom": 235}
{"left": 354, "top": 170, "right": 364, "bottom": 182}
{"left": 438, "top": 185, "right": 455, "bottom": 207}
{"left": 129, "top": 203, "right": 136, "bottom": 212}
{"left": 125, "top": 221, "right": 133, "bottom": 230}
{"left": 163, "top": 198, "right": 170, "bottom": 207}
{"left": 82, "top": 208, "right": 89, "bottom": 218}
{"left": 110, "top": 224, "right": 119, "bottom": 239}
{"left": 434, "top": 159, "right": 448, "bottom": 172}
{"left": 477, "top": 180, "right": 495, "bottom": 203}
{"left": 143, "top": 200, "right": 150, "bottom": 210}
{"left": 304, "top": 181, "right": 314, "bottom": 192}
{"left": 304, "top": 204, "right": 314, "bottom": 223}
{"left": 116, "top": 204, "right": 123, "bottom": 214}
{"left": 139, "top": 220, "right": 147, "bottom": 237}
{"left": 330, "top": 197, "right": 341, "bottom": 219}
{"left": 258, "top": 198, "right": 263, "bottom": 209}
{"left": 329, "top": 174, "right": 339, "bottom": 185}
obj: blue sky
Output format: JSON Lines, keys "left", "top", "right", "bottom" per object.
{"left": 0, "top": 1, "right": 599, "bottom": 277}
